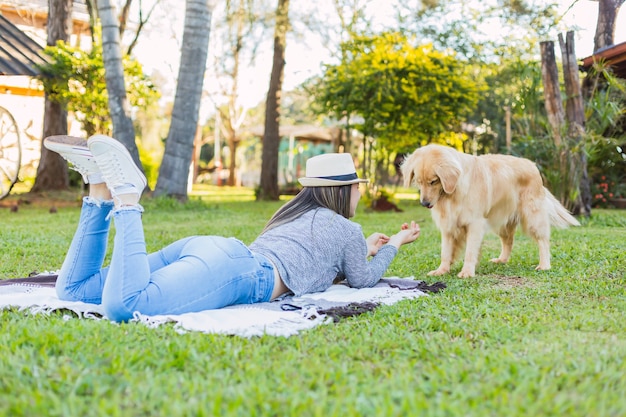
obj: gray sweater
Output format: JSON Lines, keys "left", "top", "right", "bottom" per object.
{"left": 249, "top": 208, "right": 398, "bottom": 296}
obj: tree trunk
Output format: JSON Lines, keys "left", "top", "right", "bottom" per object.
{"left": 593, "top": 0, "right": 625, "bottom": 52}
{"left": 154, "top": 0, "right": 213, "bottom": 200}
{"left": 227, "top": 138, "right": 239, "bottom": 186}
{"left": 30, "top": 0, "right": 72, "bottom": 193}
{"left": 97, "top": 0, "right": 143, "bottom": 172}
{"left": 258, "top": 0, "right": 290, "bottom": 201}
{"left": 559, "top": 31, "right": 592, "bottom": 216}
{"left": 583, "top": 0, "right": 625, "bottom": 100}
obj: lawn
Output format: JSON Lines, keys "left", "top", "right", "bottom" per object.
{"left": 1, "top": 185, "right": 625, "bottom": 417}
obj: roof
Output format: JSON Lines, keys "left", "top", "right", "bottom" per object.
{"left": 1, "top": 0, "right": 88, "bottom": 15}
{"left": 0, "top": 1, "right": 90, "bottom": 33}
{"left": 0, "top": 12, "right": 47, "bottom": 76}
{"left": 580, "top": 41, "right": 626, "bottom": 79}
{"left": 249, "top": 124, "right": 341, "bottom": 144}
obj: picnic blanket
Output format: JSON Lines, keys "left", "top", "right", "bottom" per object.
{"left": 0, "top": 274, "right": 445, "bottom": 337}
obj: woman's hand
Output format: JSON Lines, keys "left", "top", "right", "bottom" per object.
{"left": 387, "top": 221, "right": 421, "bottom": 249}
{"left": 366, "top": 233, "right": 390, "bottom": 257}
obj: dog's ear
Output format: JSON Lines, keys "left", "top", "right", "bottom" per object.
{"left": 435, "top": 160, "right": 462, "bottom": 194}
{"left": 403, "top": 170, "right": 415, "bottom": 188}
{"left": 400, "top": 154, "right": 415, "bottom": 187}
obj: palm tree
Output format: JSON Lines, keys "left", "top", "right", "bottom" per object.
{"left": 97, "top": 0, "right": 142, "bottom": 171}
{"left": 154, "top": 0, "right": 214, "bottom": 199}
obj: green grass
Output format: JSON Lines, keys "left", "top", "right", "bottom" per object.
{"left": 1, "top": 185, "right": 625, "bottom": 417}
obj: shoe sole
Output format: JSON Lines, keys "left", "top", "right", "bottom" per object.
{"left": 88, "top": 135, "right": 147, "bottom": 189}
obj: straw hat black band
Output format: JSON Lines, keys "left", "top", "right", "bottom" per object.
{"left": 316, "top": 173, "right": 359, "bottom": 182}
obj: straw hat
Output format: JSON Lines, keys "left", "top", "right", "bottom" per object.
{"left": 298, "top": 153, "right": 369, "bottom": 187}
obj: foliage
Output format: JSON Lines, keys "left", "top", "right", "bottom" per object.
{"left": 279, "top": 88, "right": 326, "bottom": 126}
{"left": 465, "top": 58, "right": 547, "bottom": 153}
{"left": 389, "top": 1, "right": 577, "bottom": 154}
{"left": 306, "top": 31, "right": 482, "bottom": 154}
{"left": 510, "top": 133, "right": 581, "bottom": 210}
{"left": 0, "top": 189, "right": 625, "bottom": 416}
{"left": 591, "top": 175, "right": 626, "bottom": 208}
{"left": 201, "top": 0, "right": 275, "bottom": 188}
{"left": 584, "top": 61, "right": 626, "bottom": 206}
{"left": 137, "top": 143, "right": 160, "bottom": 190}
{"left": 360, "top": 186, "right": 399, "bottom": 210}
{"left": 37, "top": 37, "right": 159, "bottom": 137}
{"left": 458, "top": 47, "right": 626, "bottom": 213}
{"left": 586, "top": 132, "right": 626, "bottom": 208}
{"left": 395, "top": 0, "right": 562, "bottom": 64}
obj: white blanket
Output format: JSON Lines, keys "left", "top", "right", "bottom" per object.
{"left": 0, "top": 277, "right": 429, "bottom": 337}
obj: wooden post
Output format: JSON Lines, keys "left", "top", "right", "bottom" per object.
{"left": 559, "top": 32, "right": 585, "bottom": 129}
{"left": 540, "top": 41, "right": 565, "bottom": 146}
{"left": 559, "top": 31, "right": 592, "bottom": 216}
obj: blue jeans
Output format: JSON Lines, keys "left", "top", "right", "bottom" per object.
{"left": 56, "top": 198, "right": 276, "bottom": 322}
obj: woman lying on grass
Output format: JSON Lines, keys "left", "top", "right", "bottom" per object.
{"left": 44, "top": 135, "right": 421, "bottom": 322}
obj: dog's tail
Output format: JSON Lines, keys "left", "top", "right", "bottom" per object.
{"left": 544, "top": 187, "right": 581, "bottom": 228}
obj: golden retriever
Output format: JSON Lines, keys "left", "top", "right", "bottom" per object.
{"left": 401, "top": 144, "right": 580, "bottom": 278}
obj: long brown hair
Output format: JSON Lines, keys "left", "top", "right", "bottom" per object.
{"left": 261, "top": 185, "right": 352, "bottom": 233}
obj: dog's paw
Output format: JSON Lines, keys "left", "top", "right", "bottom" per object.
{"left": 457, "top": 269, "right": 476, "bottom": 278}
{"left": 427, "top": 268, "right": 449, "bottom": 276}
{"left": 489, "top": 257, "right": 508, "bottom": 264}
{"left": 535, "top": 263, "right": 551, "bottom": 271}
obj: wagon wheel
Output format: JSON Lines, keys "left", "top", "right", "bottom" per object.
{"left": 0, "top": 106, "right": 21, "bottom": 200}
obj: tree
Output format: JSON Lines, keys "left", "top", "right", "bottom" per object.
{"left": 296, "top": 0, "right": 371, "bottom": 58}
{"left": 258, "top": 0, "right": 290, "bottom": 201}
{"left": 395, "top": 0, "right": 561, "bottom": 63}
{"left": 583, "top": 0, "right": 625, "bottom": 100}
{"left": 38, "top": 41, "right": 159, "bottom": 137}
{"left": 97, "top": 0, "right": 143, "bottom": 171}
{"left": 85, "top": 0, "right": 159, "bottom": 56}
{"left": 154, "top": 0, "right": 214, "bottom": 200}
{"left": 295, "top": 0, "right": 374, "bottom": 152}
{"left": 30, "top": 0, "right": 73, "bottom": 193}
{"left": 207, "top": 0, "right": 271, "bottom": 187}
{"left": 593, "top": 0, "right": 625, "bottom": 52}
{"left": 394, "top": 0, "right": 563, "bottom": 154}
{"left": 307, "top": 32, "right": 480, "bottom": 186}
{"left": 309, "top": 32, "right": 481, "bottom": 153}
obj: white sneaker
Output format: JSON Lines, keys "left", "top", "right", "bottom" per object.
{"left": 43, "top": 135, "right": 102, "bottom": 184}
{"left": 87, "top": 135, "right": 147, "bottom": 201}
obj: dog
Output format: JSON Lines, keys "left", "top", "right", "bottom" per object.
{"left": 401, "top": 144, "right": 580, "bottom": 278}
